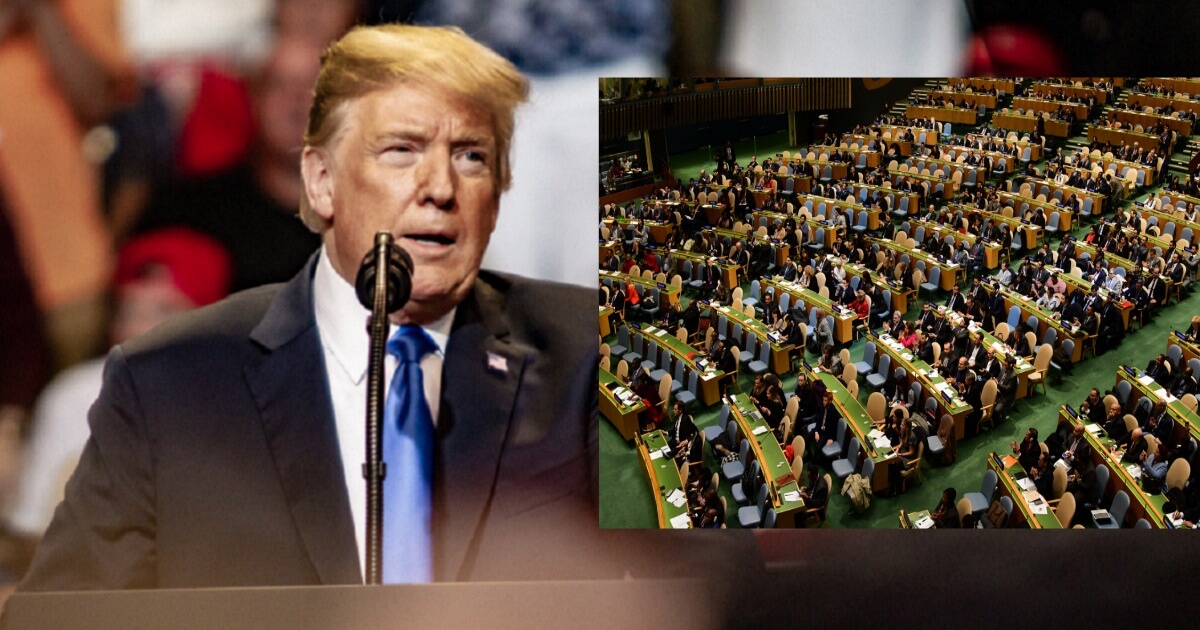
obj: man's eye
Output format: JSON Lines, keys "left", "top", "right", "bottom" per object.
{"left": 464, "top": 151, "right": 487, "bottom": 163}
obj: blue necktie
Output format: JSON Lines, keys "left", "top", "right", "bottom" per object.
{"left": 383, "top": 325, "right": 437, "bottom": 583}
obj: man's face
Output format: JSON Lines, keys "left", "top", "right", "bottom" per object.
{"left": 304, "top": 83, "right": 499, "bottom": 323}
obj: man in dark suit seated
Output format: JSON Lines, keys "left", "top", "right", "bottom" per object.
{"left": 797, "top": 466, "right": 829, "bottom": 526}
{"left": 17, "top": 25, "right": 629, "bottom": 591}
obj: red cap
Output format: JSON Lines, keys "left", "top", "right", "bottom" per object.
{"left": 115, "top": 228, "right": 232, "bottom": 307}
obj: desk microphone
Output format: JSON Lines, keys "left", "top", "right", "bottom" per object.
{"left": 354, "top": 232, "right": 414, "bottom": 585}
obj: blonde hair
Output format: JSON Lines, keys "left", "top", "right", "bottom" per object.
{"left": 300, "top": 24, "right": 529, "bottom": 231}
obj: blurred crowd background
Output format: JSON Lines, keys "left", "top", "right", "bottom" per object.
{"left": 1, "top": 0, "right": 1199, "bottom": 585}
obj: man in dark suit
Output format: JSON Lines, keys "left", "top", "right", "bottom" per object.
{"left": 18, "top": 24, "right": 630, "bottom": 591}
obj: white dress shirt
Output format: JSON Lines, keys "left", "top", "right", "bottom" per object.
{"left": 312, "top": 248, "right": 453, "bottom": 576}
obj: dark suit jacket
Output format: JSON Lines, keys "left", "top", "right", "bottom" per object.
{"left": 20, "top": 259, "right": 606, "bottom": 589}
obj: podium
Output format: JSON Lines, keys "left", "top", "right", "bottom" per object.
{"left": 2, "top": 579, "right": 710, "bottom": 629}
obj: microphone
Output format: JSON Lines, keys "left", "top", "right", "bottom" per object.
{"left": 355, "top": 231, "right": 414, "bottom": 585}
{"left": 355, "top": 233, "right": 414, "bottom": 313}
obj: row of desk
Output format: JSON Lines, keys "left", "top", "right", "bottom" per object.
{"left": 761, "top": 277, "right": 855, "bottom": 343}
{"left": 1110, "top": 108, "right": 1194, "bottom": 137}
{"left": 1030, "top": 81, "right": 1109, "bottom": 104}
{"left": 939, "top": 146, "right": 1016, "bottom": 174}
{"left": 998, "top": 190, "right": 1077, "bottom": 231}
{"left": 728, "top": 393, "right": 806, "bottom": 528}
{"left": 887, "top": 169, "right": 955, "bottom": 200}
{"left": 830, "top": 254, "right": 913, "bottom": 316}
{"left": 841, "top": 133, "right": 912, "bottom": 157}
{"left": 599, "top": 270, "right": 682, "bottom": 307}
{"left": 1012, "top": 95, "right": 1089, "bottom": 119}
{"left": 949, "top": 203, "right": 1044, "bottom": 251}
{"left": 986, "top": 452, "right": 1064, "bottom": 529}
{"left": 906, "top": 218, "right": 1001, "bottom": 269}
{"left": 1018, "top": 177, "right": 1106, "bottom": 216}
{"left": 1127, "top": 91, "right": 1200, "bottom": 118}
{"left": 868, "top": 332, "right": 974, "bottom": 440}
{"left": 992, "top": 111, "right": 1071, "bottom": 137}
{"left": 999, "top": 287, "right": 1087, "bottom": 363}
{"left": 905, "top": 104, "right": 977, "bottom": 125}
{"left": 1087, "top": 125, "right": 1169, "bottom": 152}
{"left": 868, "top": 236, "right": 961, "bottom": 290}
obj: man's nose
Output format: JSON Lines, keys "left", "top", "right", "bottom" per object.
{"left": 416, "top": 148, "right": 455, "bottom": 210}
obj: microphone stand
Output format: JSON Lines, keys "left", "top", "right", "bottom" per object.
{"left": 363, "top": 233, "right": 391, "bottom": 585}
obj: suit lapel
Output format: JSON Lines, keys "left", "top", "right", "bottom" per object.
{"left": 433, "top": 275, "right": 532, "bottom": 581}
{"left": 244, "top": 260, "right": 361, "bottom": 585}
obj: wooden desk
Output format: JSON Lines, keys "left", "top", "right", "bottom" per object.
{"left": 842, "top": 133, "right": 913, "bottom": 157}
{"left": 712, "top": 304, "right": 790, "bottom": 374}
{"left": 949, "top": 203, "right": 1043, "bottom": 251}
{"left": 905, "top": 157, "right": 988, "bottom": 189}
{"left": 792, "top": 194, "right": 882, "bottom": 231}
{"left": 908, "top": 218, "right": 999, "bottom": 269}
{"left": 993, "top": 112, "right": 1071, "bottom": 137}
{"left": 1116, "top": 366, "right": 1200, "bottom": 455}
{"left": 1019, "top": 178, "right": 1103, "bottom": 219}
{"left": 850, "top": 183, "right": 920, "bottom": 217}
{"left": 762, "top": 278, "right": 855, "bottom": 343}
{"left": 1052, "top": 269, "right": 1131, "bottom": 330}
{"left": 600, "top": 368, "right": 644, "bottom": 441}
{"left": 1030, "top": 81, "right": 1109, "bottom": 104}
{"left": 1078, "top": 153, "right": 1159, "bottom": 189}
{"left": 870, "top": 333, "right": 973, "bottom": 440}
{"left": 999, "top": 288, "right": 1086, "bottom": 362}
{"left": 1069, "top": 240, "right": 1174, "bottom": 297}
{"left": 899, "top": 508, "right": 935, "bottom": 528}
{"left": 1056, "top": 407, "right": 1166, "bottom": 528}
{"left": 599, "top": 271, "right": 681, "bottom": 307}
{"left": 665, "top": 250, "right": 739, "bottom": 291}
{"left": 794, "top": 159, "right": 849, "bottom": 183}
{"left": 604, "top": 217, "right": 674, "bottom": 245}
{"left": 1012, "top": 96, "right": 1089, "bottom": 120}
{"left": 770, "top": 173, "right": 813, "bottom": 195}
{"left": 928, "top": 89, "right": 996, "bottom": 109}
{"left": 868, "top": 237, "right": 961, "bottom": 291}
{"left": 639, "top": 323, "right": 726, "bottom": 406}
{"left": 999, "top": 190, "right": 1077, "bottom": 231}
{"left": 888, "top": 169, "right": 955, "bottom": 200}
{"left": 637, "top": 430, "right": 692, "bottom": 528}
{"left": 1145, "top": 77, "right": 1200, "bottom": 95}
{"left": 1112, "top": 108, "right": 1194, "bottom": 137}
{"left": 833, "top": 255, "right": 912, "bottom": 316}
{"left": 948, "top": 78, "right": 1014, "bottom": 93}
{"left": 905, "top": 104, "right": 978, "bottom": 125}
{"left": 1087, "top": 125, "right": 1168, "bottom": 152}
{"left": 930, "top": 308, "right": 1035, "bottom": 399}
{"left": 728, "top": 393, "right": 806, "bottom": 527}
{"left": 962, "top": 133, "right": 1043, "bottom": 162}
{"left": 600, "top": 305, "right": 613, "bottom": 338}
{"left": 704, "top": 227, "right": 791, "bottom": 268}
{"left": 880, "top": 124, "right": 940, "bottom": 146}
{"left": 986, "top": 453, "right": 1064, "bottom": 529}
{"left": 808, "top": 144, "right": 882, "bottom": 168}
{"left": 1127, "top": 91, "right": 1200, "bottom": 118}
{"left": 1168, "top": 331, "right": 1200, "bottom": 367}
{"left": 940, "top": 145, "right": 1015, "bottom": 174}
{"left": 804, "top": 364, "right": 896, "bottom": 493}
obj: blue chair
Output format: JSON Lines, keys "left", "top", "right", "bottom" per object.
{"left": 807, "top": 228, "right": 826, "bottom": 252}
{"left": 675, "top": 369, "right": 698, "bottom": 407}
{"left": 778, "top": 291, "right": 791, "bottom": 314}
{"left": 1115, "top": 380, "right": 1132, "bottom": 406}
{"left": 1006, "top": 306, "right": 1021, "bottom": 331}
{"left": 747, "top": 342, "right": 771, "bottom": 376}
{"left": 832, "top": 437, "right": 862, "bottom": 481}
{"left": 610, "top": 324, "right": 630, "bottom": 358}
{"left": 731, "top": 459, "right": 760, "bottom": 505}
{"left": 820, "top": 418, "right": 848, "bottom": 462}
{"left": 640, "top": 287, "right": 661, "bottom": 319}
{"left": 704, "top": 403, "right": 730, "bottom": 443}
{"left": 821, "top": 165, "right": 833, "bottom": 183}
{"left": 1041, "top": 328, "right": 1057, "bottom": 348}
{"left": 738, "top": 484, "right": 769, "bottom": 528}
{"left": 914, "top": 225, "right": 925, "bottom": 243}
{"left": 865, "top": 353, "right": 890, "bottom": 388}
{"left": 895, "top": 196, "right": 910, "bottom": 218}
{"left": 1189, "top": 358, "right": 1200, "bottom": 379}
{"left": 1134, "top": 518, "right": 1152, "bottom": 529}
{"left": 855, "top": 342, "right": 877, "bottom": 378}
{"left": 688, "top": 262, "right": 706, "bottom": 290}
{"left": 1045, "top": 211, "right": 1061, "bottom": 237}
{"left": 1050, "top": 339, "right": 1075, "bottom": 375}
{"left": 721, "top": 438, "right": 750, "bottom": 482}
{"left": 856, "top": 153, "right": 868, "bottom": 171}
{"left": 623, "top": 332, "right": 645, "bottom": 365}
{"left": 992, "top": 157, "right": 1007, "bottom": 175}
{"left": 669, "top": 360, "right": 685, "bottom": 394}
{"left": 1080, "top": 196, "right": 1094, "bottom": 218}
{"left": 1168, "top": 344, "right": 1183, "bottom": 371}
{"left": 744, "top": 280, "right": 761, "bottom": 309}
{"left": 1020, "top": 147, "right": 1032, "bottom": 164}
{"left": 920, "top": 267, "right": 941, "bottom": 298}
{"left": 1093, "top": 490, "right": 1129, "bottom": 529}
{"left": 964, "top": 469, "right": 998, "bottom": 518}
{"left": 762, "top": 507, "right": 777, "bottom": 529}
{"left": 741, "top": 335, "right": 757, "bottom": 368}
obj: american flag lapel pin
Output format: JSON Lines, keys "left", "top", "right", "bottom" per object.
{"left": 486, "top": 351, "right": 508, "bottom": 375}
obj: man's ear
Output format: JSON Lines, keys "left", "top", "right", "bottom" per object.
{"left": 302, "top": 146, "right": 336, "bottom": 221}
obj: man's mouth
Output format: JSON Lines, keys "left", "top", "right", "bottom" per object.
{"left": 402, "top": 233, "right": 456, "bottom": 248}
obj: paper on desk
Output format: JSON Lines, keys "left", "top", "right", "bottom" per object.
{"left": 654, "top": 328, "right": 668, "bottom": 337}
{"left": 649, "top": 449, "right": 664, "bottom": 460}
{"left": 868, "top": 428, "right": 885, "bottom": 440}
{"left": 914, "top": 515, "right": 936, "bottom": 529}
{"left": 752, "top": 425, "right": 769, "bottom": 436}
{"left": 783, "top": 490, "right": 802, "bottom": 503}
{"left": 1085, "top": 423, "right": 1103, "bottom": 435}
{"left": 1126, "top": 464, "right": 1144, "bottom": 480}
{"left": 668, "top": 513, "right": 692, "bottom": 529}
{"left": 1138, "top": 374, "right": 1155, "bottom": 386}
{"left": 874, "top": 436, "right": 893, "bottom": 450}
{"left": 1024, "top": 491, "right": 1049, "bottom": 515}
{"left": 666, "top": 488, "right": 686, "bottom": 507}
{"left": 1016, "top": 477, "right": 1035, "bottom": 491}
{"left": 1166, "top": 393, "right": 1178, "bottom": 403}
